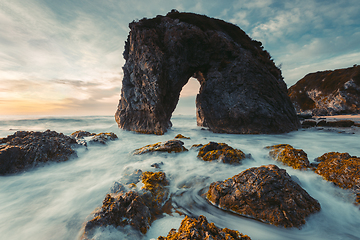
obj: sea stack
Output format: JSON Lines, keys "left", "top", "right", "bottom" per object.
{"left": 115, "top": 10, "right": 300, "bottom": 134}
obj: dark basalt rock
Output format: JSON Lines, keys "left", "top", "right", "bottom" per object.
{"left": 115, "top": 10, "right": 300, "bottom": 134}
{"left": 157, "top": 215, "right": 251, "bottom": 240}
{"left": 82, "top": 171, "right": 169, "bottom": 238}
{"left": 266, "top": 144, "right": 311, "bottom": 170}
{"left": 0, "top": 130, "right": 77, "bottom": 175}
{"left": 314, "top": 152, "right": 360, "bottom": 205}
{"left": 289, "top": 65, "right": 360, "bottom": 116}
{"left": 207, "top": 165, "right": 321, "bottom": 228}
{"left": 197, "top": 142, "right": 247, "bottom": 164}
{"left": 133, "top": 139, "right": 188, "bottom": 155}
{"left": 316, "top": 120, "right": 355, "bottom": 127}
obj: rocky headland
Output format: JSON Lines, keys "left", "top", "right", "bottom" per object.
{"left": 289, "top": 65, "right": 360, "bottom": 116}
{"left": 115, "top": 10, "right": 300, "bottom": 134}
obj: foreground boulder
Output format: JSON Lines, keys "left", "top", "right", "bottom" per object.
{"left": 82, "top": 171, "right": 169, "bottom": 238}
{"left": 314, "top": 152, "right": 360, "bottom": 205}
{"left": 133, "top": 139, "right": 188, "bottom": 155}
{"left": 0, "top": 130, "right": 77, "bottom": 175}
{"left": 266, "top": 144, "right": 310, "bottom": 170}
{"left": 289, "top": 65, "right": 360, "bottom": 116}
{"left": 197, "top": 142, "right": 247, "bottom": 164}
{"left": 158, "top": 215, "right": 251, "bottom": 240}
{"left": 207, "top": 165, "right": 321, "bottom": 228}
{"left": 115, "top": 10, "right": 300, "bottom": 134}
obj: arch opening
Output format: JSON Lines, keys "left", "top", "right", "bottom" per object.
{"left": 172, "top": 77, "right": 201, "bottom": 117}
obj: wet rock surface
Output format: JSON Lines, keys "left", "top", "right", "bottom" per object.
{"left": 82, "top": 171, "right": 169, "bottom": 238}
{"left": 207, "top": 165, "right": 321, "bottom": 228}
{"left": 197, "top": 142, "right": 247, "bottom": 164}
{"left": 267, "top": 144, "right": 311, "bottom": 170}
{"left": 174, "top": 134, "right": 190, "bottom": 139}
{"left": 115, "top": 10, "right": 300, "bottom": 135}
{"left": 133, "top": 139, "right": 188, "bottom": 155}
{"left": 70, "top": 130, "right": 118, "bottom": 146}
{"left": 157, "top": 215, "right": 251, "bottom": 240}
{"left": 314, "top": 152, "right": 360, "bottom": 204}
{"left": 0, "top": 130, "right": 77, "bottom": 175}
{"left": 289, "top": 65, "right": 360, "bottom": 116}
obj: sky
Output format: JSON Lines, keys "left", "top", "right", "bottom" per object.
{"left": 0, "top": 0, "right": 359, "bottom": 116}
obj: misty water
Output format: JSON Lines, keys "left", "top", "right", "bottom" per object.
{"left": 1, "top": 115, "right": 360, "bottom": 240}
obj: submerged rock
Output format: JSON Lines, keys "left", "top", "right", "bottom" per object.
{"left": 70, "top": 130, "right": 118, "bottom": 146}
{"left": 174, "top": 134, "right": 190, "bottom": 139}
{"left": 266, "top": 144, "right": 311, "bottom": 170}
{"left": 133, "top": 139, "right": 188, "bottom": 155}
{"left": 157, "top": 215, "right": 251, "bottom": 240}
{"left": 207, "top": 165, "right": 321, "bottom": 228}
{"left": 115, "top": 10, "right": 300, "bottom": 135}
{"left": 197, "top": 142, "right": 247, "bottom": 164}
{"left": 289, "top": 65, "right": 360, "bottom": 116}
{"left": 0, "top": 130, "right": 77, "bottom": 175}
{"left": 83, "top": 171, "right": 169, "bottom": 238}
{"left": 314, "top": 152, "right": 360, "bottom": 205}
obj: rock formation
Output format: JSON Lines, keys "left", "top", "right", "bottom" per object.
{"left": 266, "top": 144, "right": 310, "bottom": 170}
{"left": 0, "top": 130, "right": 78, "bottom": 175}
{"left": 314, "top": 152, "right": 360, "bottom": 205}
{"left": 115, "top": 10, "right": 300, "bottom": 134}
{"left": 133, "top": 139, "right": 188, "bottom": 155}
{"left": 197, "top": 142, "right": 247, "bottom": 164}
{"left": 207, "top": 165, "right": 321, "bottom": 228}
{"left": 70, "top": 131, "right": 118, "bottom": 146}
{"left": 82, "top": 171, "right": 169, "bottom": 238}
{"left": 289, "top": 65, "right": 360, "bottom": 116}
{"left": 157, "top": 215, "right": 251, "bottom": 240}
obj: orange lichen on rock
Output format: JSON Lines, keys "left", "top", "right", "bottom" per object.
{"left": 198, "top": 142, "right": 246, "bottom": 164}
{"left": 141, "top": 171, "right": 170, "bottom": 215}
{"left": 133, "top": 139, "right": 188, "bottom": 155}
{"left": 314, "top": 152, "right": 360, "bottom": 191}
{"left": 266, "top": 144, "right": 311, "bottom": 170}
{"left": 157, "top": 215, "right": 251, "bottom": 240}
{"left": 207, "top": 165, "right": 321, "bottom": 228}
{"left": 174, "top": 134, "right": 190, "bottom": 139}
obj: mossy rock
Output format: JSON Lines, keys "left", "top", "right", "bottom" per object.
{"left": 197, "top": 142, "right": 246, "bottom": 164}
{"left": 157, "top": 215, "right": 251, "bottom": 240}
{"left": 133, "top": 139, "right": 188, "bottom": 155}
{"left": 315, "top": 152, "right": 360, "bottom": 190}
{"left": 266, "top": 144, "right": 310, "bottom": 170}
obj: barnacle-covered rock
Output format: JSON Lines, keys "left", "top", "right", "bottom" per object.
{"left": 0, "top": 130, "right": 77, "bottom": 175}
{"left": 314, "top": 152, "right": 360, "bottom": 205}
{"left": 157, "top": 215, "right": 251, "bottom": 240}
{"left": 133, "top": 139, "right": 188, "bottom": 155}
{"left": 197, "top": 142, "right": 246, "bottom": 164}
{"left": 266, "top": 144, "right": 310, "bottom": 170}
{"left": 207, "top": 165, "right": 321, "bottom": 228}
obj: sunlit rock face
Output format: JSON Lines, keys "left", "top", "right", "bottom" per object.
{"left": 289, "top": 65, "right": 360, "bottom": 116}
{"left": 115, "top": 10, "right": 300, "bottom": 134}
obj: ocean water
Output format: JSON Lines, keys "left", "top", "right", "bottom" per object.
{"left": 0, "top": 115, "right": 360, "bottom": 240}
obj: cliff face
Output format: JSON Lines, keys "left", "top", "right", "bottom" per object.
{"left": 115, "top": 10, "right": 300, "bottom": 134}
{"left": 289, "top": 65, "right": 360, "bottom": 116}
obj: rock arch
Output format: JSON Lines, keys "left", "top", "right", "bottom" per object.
{"left": 115, "top": 11, "right": 300, "bottom": 134}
